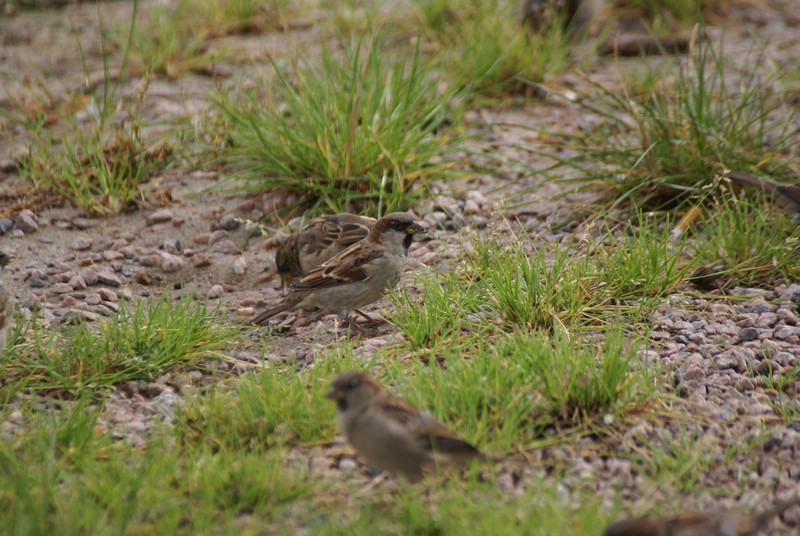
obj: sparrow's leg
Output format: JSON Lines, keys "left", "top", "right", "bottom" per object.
{"left": 353, "top": 309, "right": 386, "bottom": 325}
{"left": 360, "top": 472, "right": 392, "bottom": 492}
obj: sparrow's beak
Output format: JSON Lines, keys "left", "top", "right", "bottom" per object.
{"left": 406, "top": 222, "right": 426, "bottom": 235}
{"left": 326, "top": 387, "right": 342, "bottom": 400}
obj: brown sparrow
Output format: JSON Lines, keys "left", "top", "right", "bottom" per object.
{"left": 275, "top": 213, "right": 375, "bottom": 288}
{"left": 603, "top": 497, "right": 800, "bottom": 536}
{"left": 326, "top": 372, "right": 485, "bottom": 482}
{"left": 726, "top": 171, "right": 800, "bottom": 214}
{"left": 252, "top": 212, "right": 424, "bottom": 326}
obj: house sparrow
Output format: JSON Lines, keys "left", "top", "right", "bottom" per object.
{"left": 275, "top": 213, "right": 375, "bottom": 287}
{"left": 726, "top": 171, "right": 800, "bottom": 214}
{"left": 326, "top": 372, "right": 485, "bottom": 481}
{"left": 603, "top": 496, "right": 800, "bottom": 536}
{"left": 251, "top": 212, "right": 424, "bottom": 326}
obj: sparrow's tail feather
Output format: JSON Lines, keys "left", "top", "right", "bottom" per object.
{"left": 753, "top": 496, "right": 800, "bottom": 529}
{"left": 251, "top": 302, "right": 294, "bottom": 325}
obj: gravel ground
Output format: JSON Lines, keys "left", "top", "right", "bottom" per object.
{"left": 1, "top": 1, "right": 799, "bottom": 533}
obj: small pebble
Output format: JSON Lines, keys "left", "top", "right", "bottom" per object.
{"left": 134, "top": 270, "right": 154, "bottom": 285}
{"left": 97, "top": 288, "right": 119, "bottom": 302}
{"left": 219, "top": 214, "right": 240, "bottom": 230}
{"left": 775, "top": 326, "right": 800, "bottom": 339}
{"left": 192, "top": 253, "right": 212, "bottom": 268}
{"left": 739, "top": 327, "right": 760, "bottom": 342}
{"left": 50, "top": 282, "right": 73, "bottom": 294}
{"left": 207, "top": 284, "right": 224, "bottom": 299}
{"left": 73, "top": 218, "right": 99, "bottom": 230}
{"left": 157, "top": 251, "right": 185, "bottom": 273}
{"left": 14, "top": 210, "right": 39, "bottom": 233}
{"left": 208, "top": 230, "right": 229, "bottom": 245}
{"left": 71, "top": 236, "right": 93, "bottom": 251}
{"left": 102, "top": 250, "right": 125, "bottom": 261}
{"left": 146, "top": 209, "right": 174, "bottom": 225}
{"left": 79, "top": 268, "right": 99, "bottom": 285}
{"left": 210, "top": 239, "right": 239, "bottom": 254}
{"left": 338, "top": 458, "right": 358, "bottom": 471}
{"left": 68, "top": 275, "right": 87, "bottom": 290}
{"left": 193, "top": 233, "right": 211, "bottom": 245}
{"left": 97, "top": 271, "right": 122, "bottom": 287}
{"left": 233, "top": 256, "right": 247, "bottom": 276}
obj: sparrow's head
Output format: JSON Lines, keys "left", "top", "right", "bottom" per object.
{"left": 370, "top": 212, "right": 425, "bottom": 251}
{"left": 326, "top": 372, "right": 384, "bottom": 413}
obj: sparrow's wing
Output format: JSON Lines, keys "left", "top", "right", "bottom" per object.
{"left": 376, "top": 396, "right": 481, "bottom": 457}
{"left": 300, "top": 216, "right": 372, "bottom": 265}
{"left": 291, "top": 241, "right": 382, "bottom": 289}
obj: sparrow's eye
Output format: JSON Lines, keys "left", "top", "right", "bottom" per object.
{"left": 391, "top": 221, "right": 410, "bottom": 232}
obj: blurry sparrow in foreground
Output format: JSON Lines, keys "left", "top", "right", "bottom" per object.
{"left": 603, "top": 496, "right": 800, "bottom": 536}
{"left": 251, "top": 212, "right": 424, "bottom": 326}
{"left": 275, "top": 213, "right": 375, "bottom": 288}
{"left": 326, "top": 372, "right": 485, "bottom": 482}
{"left": 726, "top": 171, "right": 800, "bottom": 214}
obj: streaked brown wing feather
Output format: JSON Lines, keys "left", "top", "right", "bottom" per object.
{"left": 301, "top": 217, "right": 371, "bottom": 261}
{"left": 292, "top": 241, "right": 382, "bottom": 289}
{"left": 377, "top": 396, "right": 478, "bottom": 455}
{"left": 375, "top": 395, "right": 430, "bottom": 427}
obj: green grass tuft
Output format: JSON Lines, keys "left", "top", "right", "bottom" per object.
{"left": 0, "top": 295, "right": 241, "bottom": 398}
{"left": 690, "top": 195, "right": 800, "bottom": 284}
{"left": 0, "top": 398, "right": 311, "bottom": 535}
{"left": 572, "top": 35, "right": 798, "bottom": 211}
{"left": 210, "top": 36, "right": 464, "bottom": 215}
{"left": 385, "top": 328, "right": 656, "bottom": 453}
{"left": 414, "top": 0, "right": 583, "bottom": 97}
